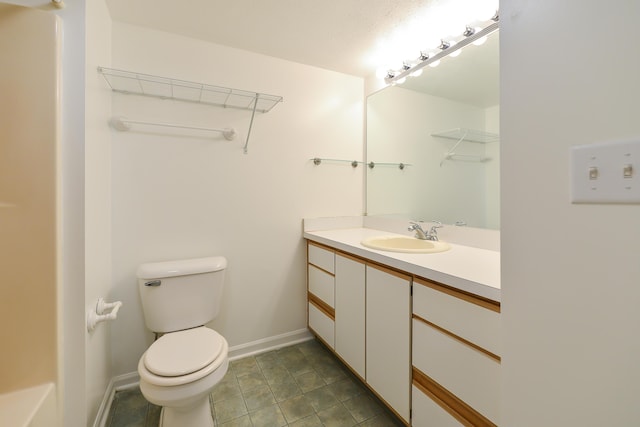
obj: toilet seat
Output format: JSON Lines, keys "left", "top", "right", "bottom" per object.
{"left": 145, "top": 327, "right": 224, "bottom": 377}
{"left": 139, "top": 327, "right": 228, "bottom": 387}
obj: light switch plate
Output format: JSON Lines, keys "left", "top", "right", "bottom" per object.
{"left": 570, "top": 139, "right": 640, "bottom": 204}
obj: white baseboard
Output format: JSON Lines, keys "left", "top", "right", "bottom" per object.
{"left": 92, "top": 371, "right": 147, "bottom": 427}
{"left": 228, "top": 328, "right": 313, "bottom": 361}
{"left": 92, "top": 328, "right": 314, "bottom": 427}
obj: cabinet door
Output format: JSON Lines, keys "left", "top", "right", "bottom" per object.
{"left": 366, "top": 264, "right": 411, "bottom": 423}
{"left": 335, "top": 253, "right": 366, "bottom": 378}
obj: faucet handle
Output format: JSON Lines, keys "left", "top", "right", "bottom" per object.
{"left": 425, "top": 220, "right": 443, "bottom": 241}
{"left": 408, "top": 221, "right": 428, "bottom": 239}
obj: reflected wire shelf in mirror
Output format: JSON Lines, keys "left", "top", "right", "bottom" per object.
{"left": 97, "top": 67, "right": 283, "bottom": 113}
{"left": 431, "top": 128, "right": 499, "bottom": 144}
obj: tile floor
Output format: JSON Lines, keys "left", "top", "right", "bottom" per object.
{"left": 107, "top": 338, "right": 405, "bottom": 427}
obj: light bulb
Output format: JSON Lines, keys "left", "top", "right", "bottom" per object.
{"left": 472, "top": 36, "right": 487, "bottom": 46}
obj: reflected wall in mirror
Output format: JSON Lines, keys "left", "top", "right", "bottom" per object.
{"left": 366, "top": 31, "right": 499, "bottom": 229}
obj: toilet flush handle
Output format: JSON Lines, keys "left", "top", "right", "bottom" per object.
{"left": 145, "top": 280, "right": 162, "bottom": 287}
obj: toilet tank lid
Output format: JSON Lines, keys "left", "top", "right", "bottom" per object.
{"left": 137, "top": 256, "right": 227, "bottom": 279}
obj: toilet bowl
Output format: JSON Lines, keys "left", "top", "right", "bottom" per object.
{"left": 138, "top": 327, "right": 229, "bottom": 426}
{"left": 135, "top": 256, "right": 229, "bottom": 427}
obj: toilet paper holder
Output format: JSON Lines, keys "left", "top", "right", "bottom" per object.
{"left": 87, "top": 298, "right": 123, "bottom": 332}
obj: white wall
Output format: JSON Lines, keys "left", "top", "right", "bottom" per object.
{"left": 501, "top": 0, "right": 640, "bottom": 425}
{"left": 84, "top": 0, "right": 112, "bottom": 424}
{"left": 108, "top": 23, "right": 364, "bottom": 376}
{"left": 54, "top": 2, "right": 86, "bottom": 425}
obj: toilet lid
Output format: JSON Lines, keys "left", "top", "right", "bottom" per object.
{"left": 144, "top": 327, "right": 224, "bottom": 377}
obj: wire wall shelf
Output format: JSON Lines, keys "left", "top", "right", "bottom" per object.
{"left": 431, "top": 128, "right": 500, "bottom": 144}
{"left": 97, "top": 67, "right": 283, "bottom": 113}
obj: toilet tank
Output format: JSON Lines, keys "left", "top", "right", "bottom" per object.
{"left": 137, "top": 256, "right": 227, "bottom": 333}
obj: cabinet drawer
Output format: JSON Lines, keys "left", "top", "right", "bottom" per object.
{"left": 308, "top": 302, "right": 334, "bottom": 349}
{"left": 412, "top": 385, "right": 465, "bottom": 427}
{"left": 308, "top": 264, "right": 334, "bottom": 308}
{"left": 413, "top": 318, "right": 500, "bottom": 425}
{"left": 308, "top": 242, "right": 334, "bottom": 274}
{"left": 414, "top": 278, "right": 501, "bottom": 357}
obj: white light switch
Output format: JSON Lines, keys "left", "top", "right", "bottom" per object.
{"left": 570, "top": 139, "right": 640, "bottom": 204}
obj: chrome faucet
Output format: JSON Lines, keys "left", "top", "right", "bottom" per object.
{"left": 408, "top": 221, "right": 443, "bottom": 241}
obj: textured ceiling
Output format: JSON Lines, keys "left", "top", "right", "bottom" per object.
{"left": 105, "top": 0, "right": 443, "bottom": 77}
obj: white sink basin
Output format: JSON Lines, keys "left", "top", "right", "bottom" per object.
{"left": 361, "top": 235, "right": 451, "bottom": 254}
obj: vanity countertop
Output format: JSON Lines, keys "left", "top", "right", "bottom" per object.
{"left": 304, "top": 227, "right": 500, "bottom": 302}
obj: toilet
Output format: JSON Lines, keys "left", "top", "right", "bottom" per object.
{"left": 136, "top": 256, "right": 229, "bottom": 427}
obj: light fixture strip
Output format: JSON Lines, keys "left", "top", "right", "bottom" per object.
{"left": 385, "top": 21, "right": 499, "bottom": 84}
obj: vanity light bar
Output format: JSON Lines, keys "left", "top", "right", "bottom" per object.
{"left": 385, "top": 17, "right": 499, "bottom": 85}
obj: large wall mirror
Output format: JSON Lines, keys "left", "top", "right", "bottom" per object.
{"left": 366, "top": 30, "right": 500, "bottom": 229}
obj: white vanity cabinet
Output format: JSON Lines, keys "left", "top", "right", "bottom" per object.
{"left": 306, "top": 239, "right": 499, "bottom": 427}
{"left": 366, "top": 264, "right": 411, "bottom": 424}
{"left": 307, "top": 242, "right": 335, "bottom": 349}
{"left": 334, "top": 253, "right": 366, "bottom": 378}
{"left": 412, "top": 277, "right": 501, "bottom": 427}
{"left": 306, "top": 242, "right": 411, "bottom": 425}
